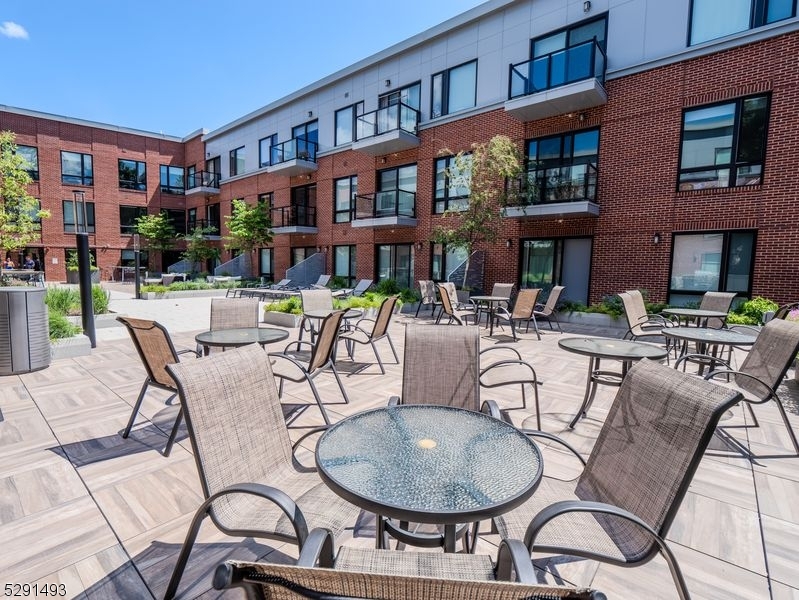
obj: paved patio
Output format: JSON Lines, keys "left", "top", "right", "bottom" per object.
{"left": 1, "top": 288, "right": 798, "bottom": 599}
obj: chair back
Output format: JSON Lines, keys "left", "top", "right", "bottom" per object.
{"left": 209, "top": 297, "right": 259, "bottom": 331}
{"left": 401, "top": 324, "right": 480, "bottom": 410}
{"left": 166, "top": 344, "right": 294, "bottom": 500}
{"left": 618, "top": 291, "right": 648, "bottom": 335}
{"left": 352, "top": 279, "right": 374, "bottom": 296}
{"left": 541, "top": 286, "right": 565, "bottom": 315}
{"left": 440, "top": 282, "right": 460, "bottom": 305}
{"left": 511, "top": 288, "right": 539, "bottom": 320}
{"left": 314, "top": 274, "right": 331, "bottom": 287}
{"left": 371, "top": 296, "right": 399, "bottom": 337}
{"left": 273, "top": 278, "right": 291, "bottom": 288}
{"left": 308, "top": 310, "right": 346, "bottom": 372}
{"left": 573, "top": 359, "right": 742, "bottom": 563}
{"left": 437, "top": 283, "right": 457, "bottom": 318}
{"left": 301, "top": 288, "right": 334, "bottom": 312}
{"left": 117, "top": 316, "right": 180, "bottom": 389}
{"left": 418, "top": 280, "right": 437, "bottom": 304}
{"left": 735, "top": 318, "right": 799, "bottom": 398}
{"left": 699, "top": 291, "right": 736, "bottom": 329}
{"left": 492, "top": 283, "right": 514, "bottom": 308}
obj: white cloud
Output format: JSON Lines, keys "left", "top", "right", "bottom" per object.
{"left": 0, "top": 21, "right": 29, "bottom": 39}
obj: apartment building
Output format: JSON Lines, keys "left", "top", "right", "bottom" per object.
{"left": 2, "top": 0, "right": 798, "bottom": 304}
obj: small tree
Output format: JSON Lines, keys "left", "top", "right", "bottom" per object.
{"left": 223, "top": 198, "right": 272, "bottom": 274}
{"left": 180, "top": 226, "right": 220, "bottom": 274}
{"left": 430, "top": 135, "right": 522, "bottom": 288}
{"left": 135, "top": 211, "right": 177, "bottom": 270}
{"left": 0, "top": 131, "right": 51, "bottom": 256}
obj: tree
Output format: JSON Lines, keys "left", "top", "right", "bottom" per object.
{"left": 223, "top": 198, "right": 272, "bottom": 274}
{"left": 135, "top": 212, "right": 177, "bottom": 253}
{"left": 180, "top": 226, "right": 220, "bottom": 274}
{"left": 430, "top": 135, "right": 522, "bottom": 287}
{"left": 0, "top": 131, "right": 51, "bottom": 255}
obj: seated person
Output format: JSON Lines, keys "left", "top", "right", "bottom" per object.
{"left": 32, "top": 254, "right": 42, "bottom": 271}
{"left": 22, "top": 255, "right": 35, "bottom": 269}
{"left": 3, "top": 257, "right": 14, "bottom": 269}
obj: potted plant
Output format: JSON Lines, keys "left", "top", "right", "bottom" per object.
{"left": 66, "top": 250, "right": 100, "bottom": 284}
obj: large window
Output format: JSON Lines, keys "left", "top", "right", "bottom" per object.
{"left": 164, "top": 208, "right": 186, "bottom": 235}
{"left": 259, "top": 134, "right": 277, "bottom": 168}
{"left": 335, "top": 102, "right": 364, "bottom": 146}
{"left": 379, "top": 82, "right": 421, "bottom": 111}
{"left": 690, "top": 0, "right": 795, "bottom": 45}
{"left": 431, "top": 60, "right": 477, "bottom": 118}
{"left": 334, "top": 245, "right": 357, "bottom": 287}
{"left": 259, "top": 248, "right": 273, "bottom": 279}
{"left": 431, "top": 244, "right": 468, "bottom": 282}
{"left": 159, "top": 165, "right": 184, "bottom": 194}
{"left": 525, "top": 128, "right": 599, "bottom": 203}
{"left": 17, "top": 146, "right": 38, "bottom": 181}
{"left": 119, "top": 206, "right": 147, "bottom": 235}
{"left": 678, "top": 95, "right": 769, "bottom": 191}
{"left": 334, "top": 176, "right": 357, "bottom": 223}
{"left": 118, "top": 159, "right": 146, "bottom": 191}
{"left": 520, "top": 237, "right": 592, "bottom": 305}
{"left": 669, "top": 230, "right": 755, "bottom": 304}
{"left": 62, "top": 199, "right": 95, "bottom": 233}
{"left": 434, "top": 155, "right": 471, "bottom": 213}
{"left": 377, "top": 243, "right": 414, "bottom": 289}
{"left": 292, "top": 120, "right": 318, "bottom": 159}
{"left": 120, "top": 248, "right": 149, "bottom": 268}
{"left": 61, "top": 151, "right": 93, "bottom": 186}
{"left": 377, "top": 164, "right": 417, "bottom": 217}
{"left": 291, "top": 246, "right": 317, "bottom": 266}
{"left": 229, "top": 146, "right": 245, "bottom": 176}
{"left": 291, "top": 185, "right": 317, "bottom": 227}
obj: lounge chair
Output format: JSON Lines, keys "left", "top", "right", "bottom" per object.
{"left": 332, "top": 278, "right": 373, "bottom": 298}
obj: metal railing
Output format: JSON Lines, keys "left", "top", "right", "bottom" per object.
{"left": 186, "top": 171, "right": 220, "bottom": 190}
{"left": 269, "top": 139, "right": 318, "bottom": 164}
{"left": 186, "top": 218, "right": 220, "bottom": 233}
{"left": 270, "top": 204, "right": 317, "bottom": 228}
{"left": 508, "top": 163, "right": 598, "bottom": 206}
{"left": 356, "top": 102, "right": 420, "bottom": 140}
{"left": 353, "top": 190, "right": 416, "bottom": 220}
{"left": 509, "top": 39, "right": 606, "bottom": 99}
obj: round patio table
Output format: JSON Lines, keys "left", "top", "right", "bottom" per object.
{"left": 316, "top": 404, "right": 542, "bottom": 552}
{"left": 556, "top": 337, "right": 669, "bottom": 428}
{"left": 301, "top": 308, "right": 363, "bottom": 342}
{"left": 468, "top": 295, "right": 510, "bottom": 335}
{"left": 661, "top": 307, "right": 729, "bottom": 327}
{"left": 664, "top": 326, "right": 758, "bottom": 374}
{"left": 194, "top": 327, "right": 288, "bottom": 354}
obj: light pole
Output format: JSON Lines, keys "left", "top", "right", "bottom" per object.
{"left": 72, "top": 190, "right": 96, "bottom": 348}
{"left": 133, "top": 233, "right": 141, "bottom": 300}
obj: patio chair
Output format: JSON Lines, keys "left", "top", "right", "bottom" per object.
{"left": 337, "top": 295, "right": 400, "bottom": 374}
{"left": 311, "top": 274, "right": 331, "bottom": 289}
{"left": 161, "top": 344, "right": 361, "bottom": 600}
{"left": 269, "top": 310, "right": 350, "bottom": 426}
{"left": 299, "top": 288, "right": 334, "bottom": 341}
{"left": 116, "top": 316, "right": 200, "bottom": 457}
{"left": 698, "top": 291, "right": 736, "bottom": 328}
{"left": 197, "top": 297, "right": 260, "bottom": 355}
{"left": 415, "top": 279, "right": 441, "bottom": 318}
{"left": 212, "top": 528, "right": 605, "bottom": 599}
{"left": 774, "top": 301, "right": 799, "bottom": 320}
{"left": 492, "top": 359, "right": 742, "bottom": 600}
{"left": 677, "top": 317, "right": 799, "bottom": 457}
{"left": 619, "top": 290, "right": 673, "bottom": 356}
{"left": 332, "top": 278, "right": 373, "bottom": 298}
{"left": 533, "top": 285, "right": 565, "bottom": 333}
{"left": 493, "top": 288, "right": 541, "bottom": 341}
{"left": 480, "top": 346, "right": 543, "bottom": 428}
{"left": 437, "top": 283, "right": 478, "bottom": 325}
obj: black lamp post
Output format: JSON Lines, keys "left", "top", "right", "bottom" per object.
{"left": 72, "top": 191, "right": 96, "bottom": 348}
{"left": 133, "top": 233, "right": 141, "bottom": 300}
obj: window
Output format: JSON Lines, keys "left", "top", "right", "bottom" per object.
{"left": 377, "top": 243, "right": 414, "bottom": 289}
{"left": 119, "top": 206, "right": 147, "bottom": 235}
{"left": 164, "top": 208, "right": 186, "bottom": 235}
{"left": 431, "top": 244, "right": 468, "bottom": 282}
{"left": 62, "top": 199, "right": 95, "bottom": 233}
{"left": 291, "top": 246, "right": 317, "bottom": 266}
{"left": 292, "top": 120, "right": 318, "bottom": 160}
{"left": 120, "top": 249, "right": 149, "bottom": 268}
{"left": 258, "top": 192, "right": 273, "bottom": 208}
{"left": 291, "top": 184, "right": 317, "bottom": 227}
{"left": 379, "top": 82, "right": 421, "bottom": 111}
{"left": 206, "top": 155, "right": 221, "bottom": 177}
{"left": 434, "top": 155, "right": 471, "bottom": 213}
{"left": 521, "top": 237, "right": 592, "bottom": 305}
{"left": 528, "top": 18, "right": 607, "bottom": 92}
{"left": 118, "top": 159, "right": 146, "bottom": 191}
{"left": 206, "top": 203, "right": 221, "bottom": 233}
{"left": 259, "top": 248, "right": 273, "bottom": 279}
{"left": 334, "top": 176, "right": 357, "bottom": 223}
{"left": 431, "top": 60, "right": 477, "bottom": 118}
{"left": 678, "top": 95, "right": 769, "bottom": 191}
{"left": 669, "top": 230, "right": 756, "bottom": 304}
{"left": 259, "top": 134, "right": 277, "bottom": 167}
{"left": 229, "top": 146, "right": 245, "bottom": 176}
{"left": 335, "top": 102, "right": 363, "bottom": 146}
{"left": 17, "top": 146, "right": 38, "bottom": 181}
{"left": 377, "top": 165, "right": 417, "bottom": 217}
{"left": 160, "top": 165, "right": 184, "bottom": 194}
{"left": 526, "top": 128, "right": 599, "bottom": 202}
{"left": 689, "top": 0, "right": 795, "bottom": 45}
{"left": 334, "top": 245, "right": 357, "bottom": 287}
{"left": 61, "top": 151, "right": 93, "bottom": 186}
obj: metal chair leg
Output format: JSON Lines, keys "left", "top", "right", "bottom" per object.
{"left": 122, "top": 380, "right": 150, "bottom": 438}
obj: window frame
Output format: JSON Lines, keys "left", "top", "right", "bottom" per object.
{"left": 259, "top": 134, "right": 277, "bottom": 168}
{"left": 688, "top": 0, "right": 797, "bottom": 45}
{"left": 229, "top": 146, "right": 245, "bottom": 176}
{"left": 118, "top": 159, "right": 147, "bottom": 191}
{"left": 434, "top": 154, "right": 472, "bottom": 214}
{"left": 16, "top": 145, "right": 39, "bottom": 181}
{"left": 431, "top": 59, "right": 478, "bottom": 119}
{"left": 376, "top": 243, "right": 415, "bottom": 289}
{"left": 164, "top": 208, "right": 186, "bottom": 235}
{"left": 119, "top": 205, "right": 147, "bottom": 235}
{"left": 333, "top": 175, "right": 358, "bottom": 223}
{"left": 62, "top": 199, "right": 96, "bottom": 233}
{"left": 333, "top": 244, "right": 357, "bottom": 287}
{"left": 334, "top": 102, "right": 364, "bottom": 146}
{"left": 430, "top": 243, "right": 469, "bottom": 283}
{"left": 379, "top": 81, "right": 422, "bottom": 111}
{"left": 61, "top": 151, "right": 93, "bottom": 186}
{"left": 159, "top": 165, "right": 185, "bottom": 195}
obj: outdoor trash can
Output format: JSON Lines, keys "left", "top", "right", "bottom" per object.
{"left": 0, "top": 287, "right": 50, "bottom": 375}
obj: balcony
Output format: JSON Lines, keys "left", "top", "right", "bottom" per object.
{"left": 504, "top": 39, "right": 608, "bottom": 122}
{"left": 266, "top": 139, "right": 318, "bottom": 177}
{"left": 503, "top": 164, "right": 599, "bottom": 219}
{"left": 271, "top": 204, "right": 318, "bottom": 234}
{"left": 184, "top": 171, "right": 220, "bottom": 196}
{"left": 186, "top": 218, "right": 222, "bottom": 239}
{"left": 351, "top": 103, "right": 420, "bottom": 156}
{"left": 351, "top": 190, "right": 417, "bottom": 228}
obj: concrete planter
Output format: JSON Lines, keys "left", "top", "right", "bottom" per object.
{"left": 67, "top": 313, "right": 121, "bottom": 329}
{"left": 555, "top": 310, "right": 626, "bottom": 329}
{"left": 50, "top": 334, "right": 91, "bottom": 360}
{"left": 263, "top": 311, "right": 301, "bottom": 328}
{"left": 66, "top": 270, "right": 101, "bottom": 284}
{"left": 140, "top": 289, "right": 229, "bottom": 300}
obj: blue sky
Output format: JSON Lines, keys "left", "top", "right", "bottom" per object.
{"left": 0, "top": 1, "right": 487, "bottom": 137}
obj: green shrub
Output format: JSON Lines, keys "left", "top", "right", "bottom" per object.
{"left": 92, "top": 285, "right": 110, "bottom": 314}
{"left": 374, "top": 278, "right": 401, "bottom": 295}
{"left": 263, "top": 296, "right": 303, "bottom": 315}
{"left": 45, "top": 287, "right": 81, "bottom": 315}
{"left": 329, "top": 275, "right": 347, "bottom": 289}
{"left": 585, "top": 294, "right": 625, "bottom": 318}
{"left": 727, "top": 296, "right": 778, "bottom": 325}
{"left": 48, "top": 311, "right": 81, "bottom": 340}
{"left": 140, "top": 284, "right": 168, "bottom": 293}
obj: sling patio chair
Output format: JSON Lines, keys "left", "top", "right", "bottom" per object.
{"left": 332, "top": 278, "right": 373, "bottom": 299}
{"left": 774, "top": 301, "right": 799, "bottom": 320}
{"left": 162, "top": 344, "right": 361, "bottom": 600}
{"left": 198, "top": 297, "right": 260, "bottom": 355}
{"left": 479, "top": 345, "right": 543, "bottom": 428}
{"left": 311, "top": 274, "right": 331, "bottom": 289}
{"left": 676, "top": 317, "right": 799, "bottom": 457}
{"left": 337, "top": 295, "right": 400, "bottom": 374}
{"left": 698, "top": 291, "right": 736, "bottom": 329}
{"left": 437, "top": 283, "right": 478, "bottom": 325}
{"left": 491, "top": 359, "right": 742, "bottom": 600}
{"left": 492, "top": 288, "right": 542, "bottom": 341}
{"left": 415, "top": 279, "right": 441, "bottom": 318}
{"left": 212, "top": 527, "right": 605, "bottom": 600}
{"left": 299, "top": 288, "right": 335, "bottom": 342}
{"left": 533, "top": 285, "right": 565, "bottom": 333}
{"left": 117, "top": 316, "right": 200, "bottom": 457}
{"left": 269, "top": 310, "right": 351, "bottom": 426}
{"left": 619, "top": 290, "right": 674, "bottom": 358}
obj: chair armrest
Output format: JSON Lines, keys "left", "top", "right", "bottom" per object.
{"left": 279, "top": 340, "right": 316, "bottom": 353}
{"left": 480, "top": 346, "right": 523, "bottom": 361}
{"left": 388, "top": 396, "right": 401, "bottom": 407}
{"left": 268, "top": 352, "right": 309, "bottom": 372}
{"left": 290, "top": 426, "right": 329, "bottom": 473}
{"left": 177, "top": 348, "right": 201, "bottom": 359}
{"left": 704, "top": 369, "right": 773, "bottom": 404}
{"left": 480, "top": 399, "right": 502, "bottom": 419}
{"left": 480, "top": 359, "right": 540, "bottom": 385}
{"left": 518, "top": 429, "right": 587, "bottom": 467}
{"left": 495, "top": 537, "right": 538, "bottom": 583}
{"left": 297, "top": 527, "right": 336, "bottom": 568}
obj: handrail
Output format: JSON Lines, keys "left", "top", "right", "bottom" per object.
{"left": 270, "top": 205, "right": 317, "bottom": 228}
{"left": 508, "top": 39, "right": 606, "bottom": 99}
{"left": 508, "top": 163, "right": 598, "bottom": 206}
{"left": 186, "top": 171, "right": 220, "bottom": 190}
{"left": 353, "top": 190, "right": 416, "bottom": 219}
{"left": 269, "top": 139, "right": 319, "bottom": 164}
{"left": 356, "top": 102, "right": 419, "bottom": 140}
{"left": 186, "top": 218, "right": 220, "bottom": 233}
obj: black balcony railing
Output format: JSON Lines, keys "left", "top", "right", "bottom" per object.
{"left": 356, "top": 102, "right": 420, "bottom": 140}
{"left": 270, "top": 204, "right": 317, "bottom": 228}
{"left": 508, "top": 163, "right": 598, "bottom": 206}
{"left": 186, "top": 219, "right": 220, "bottom": 234}
{"left": 269, "top": 139, "right": 318, "bottom": 165}
{"left": 508, "top": 39, "right": 606, "bottom": 100}
{"left": 353, "top": 190, "right": 416, "bottom": 220}
{"left": 186, "top": 171, "right": 220, "bottom": 190}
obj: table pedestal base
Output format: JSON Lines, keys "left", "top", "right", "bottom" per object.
{"left": 378, "top": 516, "right": 470, "bottom": 553}
{"left": 570, "top": 357, "right": 627, "bottom": 428}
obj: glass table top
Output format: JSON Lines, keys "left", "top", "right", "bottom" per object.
{"left": 558, "top": 337, "right": 668, "bottom": 360}
{"left": 663, "top": 326, "right": 758, "bottom": 345}
{"left": 194, "top": 327, "right": 288, "bottom": 347}
{"left": 316, "top": 405, "right": 542, "bottom": 523}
